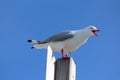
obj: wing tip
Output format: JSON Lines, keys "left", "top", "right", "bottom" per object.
{"left": 27, "top": 40, "right": 32, "bottom": 43}
{"left": 31, "top": 46, "right": 34, "bottom": 49}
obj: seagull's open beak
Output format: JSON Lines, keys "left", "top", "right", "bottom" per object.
{"left": 92, "top": 30, "right": 100, "bottom": 36}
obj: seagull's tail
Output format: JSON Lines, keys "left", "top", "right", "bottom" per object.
{"left": 27, "top": 40, "right": 41, "bottom": 44}
{"left": 27, "top": 40, "right": 48, "bottom": 49}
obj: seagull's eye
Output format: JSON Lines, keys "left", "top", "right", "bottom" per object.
{"left": 90, "top": 27, "right": 93, "bottom": 29}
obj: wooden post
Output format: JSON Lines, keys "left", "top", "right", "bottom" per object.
{"left": 54, "top": 58, "right": 76, "bottom": 80}
{"left": 46, "top": 46, "right": 76, "bottom": 80}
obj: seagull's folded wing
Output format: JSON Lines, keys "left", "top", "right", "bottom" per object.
{"left": 42, "top": 31, "right": 74, "bottom": 43}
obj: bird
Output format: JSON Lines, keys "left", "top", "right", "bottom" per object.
{"left": 27, "top": 25, "right": 100, "bottom": 59}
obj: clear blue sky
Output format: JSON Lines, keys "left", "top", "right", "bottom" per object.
{"left": 1, "top": 0, "right": 120, "bottom": 80}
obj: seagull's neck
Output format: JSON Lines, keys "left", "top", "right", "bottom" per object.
{"left": 76, "top": 29, "right": 93, "bottom": 38}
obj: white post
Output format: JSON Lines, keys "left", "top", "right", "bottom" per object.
{"left": 69, "top": 58, "right": 76, "bottom": 80}
{"left": 46, "top": 46, "right": 56, "bottom": 80}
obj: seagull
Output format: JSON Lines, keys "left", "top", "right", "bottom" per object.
{"left": 27, "top": 25, "right": 100, "bottom": 59}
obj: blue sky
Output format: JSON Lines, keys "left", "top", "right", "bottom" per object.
{"left": 1, "top": 0, "right": 120, "bottom": 80}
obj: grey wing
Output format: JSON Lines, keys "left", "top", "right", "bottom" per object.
{"left": 42, "top": 31, "right": 74, "bottom": 43}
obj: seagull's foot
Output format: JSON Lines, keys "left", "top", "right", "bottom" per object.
{"left": 62, "top": 56, "right": 70, "bottom": 59}
{"left": 62, "top": 54, "right": 70, "bottom": 59}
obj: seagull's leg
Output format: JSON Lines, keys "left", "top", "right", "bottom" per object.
{"left": 65, "top": 53, "right": 70, "bottom": 59}
{"left": 61, "top": 49, "right": 65, "bottom": 58}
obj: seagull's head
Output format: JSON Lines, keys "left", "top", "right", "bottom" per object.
{"left": 86, "top": 26, "right": 100, "bottom": 36}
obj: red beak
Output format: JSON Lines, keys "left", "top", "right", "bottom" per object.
{"left": 92, "top": 30, "right": 100, "bottom": 36}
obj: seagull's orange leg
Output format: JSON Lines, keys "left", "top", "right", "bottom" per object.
{"left": 61, "top": 49, "right": 69, "bottom": 59}
{"left": 65, "top": 53, "right": 70, "bottom": 59}
{"left": 61, "top": 49, "right": 64, "bottom": 58}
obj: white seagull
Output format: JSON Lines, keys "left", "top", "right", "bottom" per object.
{"left": 27, "top": 25, "right": 100, "bottom": 59}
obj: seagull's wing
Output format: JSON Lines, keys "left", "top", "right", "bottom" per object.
{"left": 41, "top": 31, "right": 75, "bottom": 43}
